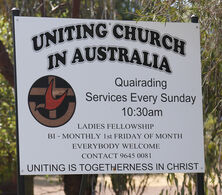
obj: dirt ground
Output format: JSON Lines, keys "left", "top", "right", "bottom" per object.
{"left": 34, "top": 175, "right": 182, "bottom": 195}
{"left": 34, "top": 174, "right": 221, "bottom": 195}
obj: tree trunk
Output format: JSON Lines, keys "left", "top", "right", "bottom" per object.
{"left": 64, "top": 175, "right": 97, "bottom": 195}
{"left": 40, "top": 0, "right": 46, "bottom": 17}
{"left": 0, "top": 40, "right": 14, "bottom": 87}
{"left": 72, "top": 0, "right": 81, "bottom": 18}
{"left": 63, "top": 175, "right": 82, "bottom": 195}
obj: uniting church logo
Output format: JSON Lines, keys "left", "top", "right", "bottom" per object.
{"left": 28, "top": 75, "right": 76, "bottom": 127}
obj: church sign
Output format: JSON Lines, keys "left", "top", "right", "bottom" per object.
{"left": 14, "top": 17, "right": 204, "bottom": 175}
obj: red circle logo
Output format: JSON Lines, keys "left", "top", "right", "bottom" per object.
{"left": 28, "top": 75, "right": 76, "bottom": 127}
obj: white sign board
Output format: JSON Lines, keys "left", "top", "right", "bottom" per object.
{"left": 14, "top": 16, "right": 204, "bottom": 175}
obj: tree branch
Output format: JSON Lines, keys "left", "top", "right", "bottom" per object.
{"left": 50, "top": 3, "right": 67, "bottom": 14}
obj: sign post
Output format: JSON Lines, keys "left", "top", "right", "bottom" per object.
{"left": 12, "top": 8, "right": 25, "bottom": 195}
{"left": 13, "top": 15, "right": 205, "bottom": 193}
{"left": 191, "top": 14, "right": 205, "bottom": 195}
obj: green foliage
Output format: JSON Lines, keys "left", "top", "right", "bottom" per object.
{"left": 0, "top": 74, "right": 16, "bottom": 182}
{"left": 0, "top": 16, "right": 13, "bottom": 59}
